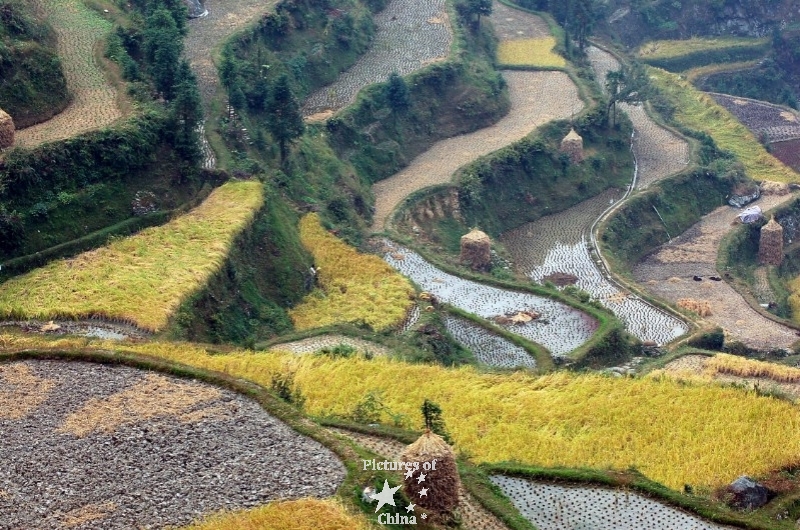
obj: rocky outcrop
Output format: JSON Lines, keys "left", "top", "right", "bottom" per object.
{"left": 725, "top": 476, "right": 770, "bottom": 510}
{"left": 0, "top": 108, "right": 14, "bottom": 149}
{"left": 184, "top": 0, "right": 207, "bottom": 17}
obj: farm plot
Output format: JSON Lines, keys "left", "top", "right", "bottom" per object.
{"left": 588, "top": 47, "right": 689, "bottom": 189}
{"left": 372, "top": 70, "right": 582, "bottom": 229}
{"left": 491, "top": 2, "right": 564, "bottom": 68}
{"left": 0, "top": 360, "right": 344, "bottom": 529}
{"left": 711, "top": 93, "right": 800, "bottom": 143}
{"left": 179, "top": 499, "right": 369, "bottom": 530}
{"left": 502, "top": 192, "right": 688, "bottom": 345}
{"left": 633, "top": 195, "right": 797, "bottom": 350}
{"left": 491, "top": 476, "right": 732, "bottom": 530}
{"left": 0, "top": 181, "right": 264, "bottom": 333}
{"left": 769, "top": 138, "right": 800, "bottom": 172}
{"left": 301, "top": 0, "right": 452, "bottom": 117}
{"left": 268, "top": 334, "right": 391, "bottom": 357}
{"left": 14, "top": 0, "right": 122, "bottom": 148}
{"left": 443, "top": 314, "right": 536, "bottom": 369}
{"left": 381, "top": 241, "right": 598, "bottom": 357}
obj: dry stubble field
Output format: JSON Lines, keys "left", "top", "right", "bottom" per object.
{"left": 15, "top": 0, "right": 123, "bottom": 147}
{"left": 371, "top": 70, "right": 583, "bottom": 229}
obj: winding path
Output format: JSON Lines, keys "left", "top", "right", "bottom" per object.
{"left": 500, "top": 46, "right": 690, "bottom": 345}
{"left": 15, "top": 0, "right": 123, "bottom": 148}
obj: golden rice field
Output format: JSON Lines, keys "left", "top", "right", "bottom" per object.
{"left": 650, "top": 68, "right": 799, "bottom": 183}
{"left": 497, "top": 38, "right": 566, "bottom": 68}
{"left": 637, "top": 37, "right": 768, "bottom": 60}
{"left": 178, "top": 499, "right": 369, "bottom": 530}
{"left": 0, "top": 182, "right": 263, "bottom": 332}
{"left": 289, "top": 214, "right": 414, "bottom": 331}
{"left": 787, "top": 276, "right": 800, "bottom": 325}
{"left": 705, "top": 353, "right": 800, "bottom": 383}
{"left": 8, "top": 333, "right": 800, "bottom": 491}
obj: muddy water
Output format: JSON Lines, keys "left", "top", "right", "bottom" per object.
{"left": 382, "top": 242, "right": 597, "bottom": 357}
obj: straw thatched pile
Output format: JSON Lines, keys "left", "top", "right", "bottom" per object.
{"left": 758, "top": 217, "right": 783, "bottom": 266}
{"left": 0, "top": 108, "right": 14, "bottom": 149}
{"left": 460, "top": 229, "right": 491, "bottom": 272}
{"left": 760, "top": 181, "right": 790, "bottom": 196}
{"left": 677, "top": 298, "right": 711, "bottom": 317}
{"left": 401, "top": 430, "right": 460, "bottom": 522}
{"left": 559, "top": 128, "right": 583, "bottom": 163}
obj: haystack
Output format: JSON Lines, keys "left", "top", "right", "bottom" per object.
{"left": 760, "top": 181, "right": 790, "bottom": 196}
{"left": 758, "top": 217, "right": 783, "bottom": 266}
{"left": 0, "top": 108, "right": 14, "bottom": 149}
{"left": 460, "top": 229, "right": 491, "bottom": 271}
{"left": 559, "top": 128, "right": 584, "bottom": 163}
{"left": 401, "top": 430, "right": 460, "bottom": 522}
{"left": 677, "top": 298, "right": 711, "bottom": 317}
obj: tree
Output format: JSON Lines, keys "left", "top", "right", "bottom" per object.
{"left": 142, "top": 6, "right": 183, "bottom": 99}
{"left": 169, "top": 60, "right": 203, "bottom": 163}
{"left": 421, "top": 399, "right": 451, "bottom": 443}
{"left": 605, "top": 62, "right": 649, "bottom": 127}
{"left": 265, "top": 74, "right": 305, "bottom": 162}
{"left": 456, "top": 0, "right": 492, "bottom": 30}
{"left": 386, "top": 72, "right": 410, "bottom": 111}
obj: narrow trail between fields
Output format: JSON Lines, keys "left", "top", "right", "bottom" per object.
{"left": 14, "top": 0, "right": 123, "bottom": 148}
{"left": 500, "top": 46, "right": 690, "bottom": 345}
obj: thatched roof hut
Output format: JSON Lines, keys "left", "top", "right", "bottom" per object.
{"left": 559, "top": 128, "right": 583, "bottom": 163}
{"left": 0, "top": 108, "right": 14, "bottom": 149}
{"left": 460, "top": 229, "right": 491, "bottom": 272}
{"left": 758, "top": 216, "right": 783, "bottom": 266}
{"left": 401, "top": 430, "right": 460, "bottom": 522}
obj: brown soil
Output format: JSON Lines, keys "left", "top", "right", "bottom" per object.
{"left": 489, "top": 1, "right": 552, "bottom": 41}
{"left": 633, "top": 195, "right": 797, "bottom": 349}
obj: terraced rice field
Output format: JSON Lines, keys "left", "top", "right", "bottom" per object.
{"left": 0, "top": 360, "right": 344, "bottom": 529}
{"left": 636, "top": 37, "right": 767, "bottom": 62}
{"left": 0, "top": 181, "right": 263, "bottom": 333}
{"left": 502, "top": 192, "right": 688, "bottom": 344}
{"left": 491, "top": 476, "right": 732, "bottom": 530}
{"left": 371, "top": 70, "right": 582, "bottom": 229}
{"left": 491, "top": 3, "right": 564, "bottom": 68}
{"left": 381, "top": 242, "right": 598, "bottom": 357}
{"left": 588, "top": 47, "right": 689, "bottom": 189}
{"left": 185, "top": 0, "right": 272, "bottom": 110}
{"left": 15, "top": 0, "right": 122, "bottom": 147}
{"left": 711, "top": 93, "right": 800, "bottom": 144}
{"left": 633, "top": 195, "right": 797, "bottom": 350}
{"left": 769, "top": 138, "right": 800, "bottom": 172}
{"left": 443, "top": 314, "right": 536, "bottom": 369}
{"left": 301, "top": 0, "right": 452, "bottom": 118}
{"left": 268, "top": 335, "right": 391, "bottom": 357}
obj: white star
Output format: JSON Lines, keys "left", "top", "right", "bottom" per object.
{"left": 417, "top": 472, "right": 426, "bottom": 484}
{"left": 370, "top": 480, "right": 401, "bottom": 512}
{"left": 419, "top": 487, "right": 428, "bottom": 497}
{"left": 406, "top": 502, "right": 416, "bottom": 512}
{"left": 404, "top": 468, "right": 414, "bottom": 480}
{"left": 421, "top": 513, "right": 428, "bottom": 520}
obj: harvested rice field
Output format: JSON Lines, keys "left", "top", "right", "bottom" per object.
{"left": 502, "top": 192, "right": 688, "bottom": 345}
{"left": 491, "top": 476, "right": 732, "bottom": 530}
{"left": 371, "top": 70, "right": 582, "bottom": 229}
{"left": 381, "top": 241, "right": 598, "bottom": 356}
{"left": 633, "top": 195, "right": 797, "bottom": 350}
{"left": 268, "top": 334, "right": 391, "bottom": 357}
{"left": 769, "top": 138, "right": 800, "bottom": 172}
{"left": 185, "top": 0, "right": 273, "bottom": 110}
{"left": 588, "top": 47, "right": 689, "bottom": 189}
{"left": 491, "top": 2, "right": 564, "bottom": 68}
{"left": 443, "top": 314, "right": 536, "bottom": 369}
{"left": 14, "top": 0, "right": 123, "bottom": 147}
{"left": 301, "top": 0, "right": 452, "bottom": 118}
{"left": 0, "top": 360, "right": 344, "bottom": 529}
{"left": 489, "top": 0, "right": 552, "bottom": 41}
{"left": 711, "top": 93, "right": 800, "bottom": 144}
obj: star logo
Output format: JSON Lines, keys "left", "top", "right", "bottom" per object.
{"left": 421, "top": 513, "right": 428, "bottom": 520}
{"left": 406, "top": 502, "right": 416, "bottom": 512}
{"left": 419, "top": 487, "right": 429, "bottom": 497}
{"left": 370, "top": 480, "right": 401, "bottom": 512}
{"left": 417, "top": 473, "right": 426, "bottom": 484}
{"left": 404, "top": 468, "right": 414, "bottom": 480}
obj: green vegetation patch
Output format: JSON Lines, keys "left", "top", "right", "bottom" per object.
{"left": 637, "top": 37, "right": 769, "bottom": 72}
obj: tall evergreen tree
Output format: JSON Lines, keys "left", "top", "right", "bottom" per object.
{"left": 169, "top": 60, "right": 203, "bottom": 163}
{"left": 142, "top": 6, "right": 183, "bottom": 99}
{"left": 265, "top": 74, "right": 305, "bottom": 162}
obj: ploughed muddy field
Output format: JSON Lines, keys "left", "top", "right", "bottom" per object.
{"left": 0, "top": 361, "right": 344, "bottom": 529}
